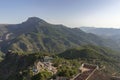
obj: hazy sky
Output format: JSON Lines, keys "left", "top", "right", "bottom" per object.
{"left": 0, "top": 0, "right": 120, "bottom": 28}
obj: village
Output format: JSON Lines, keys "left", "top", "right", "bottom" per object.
{"left": 30, "top": 56, "right": 120, "bottom": 80}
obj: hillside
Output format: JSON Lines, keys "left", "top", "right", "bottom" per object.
{"left": 0, "top": 45, "right": 120, "bottom": 80}
{"left": 0, "top": 53, "right": 39, "bottom": 80}
{"left": 80, "top": 27, "right": 120, "bottom": 37}
{"left": 58, "top": 45, "right": 120, "bottom": 73}
{"left": 80, "top": 27, "right": 120, "bottom": 48}
{"left": 0, "top": 17, "right": 120, "bottom": 53}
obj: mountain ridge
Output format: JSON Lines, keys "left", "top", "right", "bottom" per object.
{"left": 80, "top": 27, "right": 120, "bottom": 49}
{"left": 0, "top": 17, "right": 120, "bottom": 53}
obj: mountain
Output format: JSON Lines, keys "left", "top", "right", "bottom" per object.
{"left": 0, "top": 17, "right": 120, "bottom": 53}
{"left": 58, "top": 45, "right": 120, "bottom": 59}
{"left": 80, "top": 27, "right": 120, "bottom": 48}
{"left": 80, "top": 27, "right": 120, "bottom": 37}
{"left": 58, "top": 45, "right": 120, "bottom": 73}
{"left": 0, "top": 18, "right": 120, "bottom": 80}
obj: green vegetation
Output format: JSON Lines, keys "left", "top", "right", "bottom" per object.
{"left": 0, "top": 44, "right": 120, "bottom": 80}
{"left": 0, "top": 51, "right": 4, "bottom": 61}
{"left": 80, "top": 27, "right": 120, "bottom": 50}
{"left": 57, "top": 65, "right": 78, "bottom": 78}
{"left": 58, "top": 45, "right": 120, "bottom": 74}
{"left": 0, "top": 17, "right": 120, "bottom": 53}
{"left": 0, "top": 53, "right": 40, "bottom": 80}
{"left": 59, "top": 45, "right": 120, "bottom": 60}
{"left": 52, "top": 57, "right": 80, "bottom": 78}
{"left": 0, "top": 17, "right": 120, "bottom": 80}
{"left": 31, "top": 71, "right": 52, "bottom": 80}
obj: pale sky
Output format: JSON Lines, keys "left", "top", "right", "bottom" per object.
{"left": 0, "top": 0, "right": 120, "bottom": 28}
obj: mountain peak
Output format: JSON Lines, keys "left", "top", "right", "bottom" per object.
{"left": 25, "top": 17, "right": 47, "bottom": 24}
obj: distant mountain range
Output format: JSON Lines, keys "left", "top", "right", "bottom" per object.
{"left": 80, "top": 27, "right": 120, "bottom": 48}
{"left": 80, "top": 27, "right": 120, "bottom": 37}
{"left": 0, "top": 17, "right": 120, "bottom": 53}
